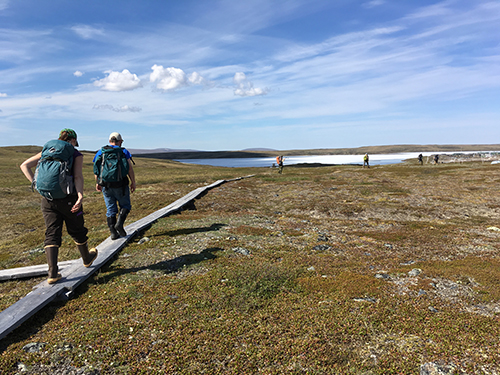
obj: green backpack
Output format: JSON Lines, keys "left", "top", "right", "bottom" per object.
{"left": 33, "top": 139, "right": 75, "bottom": 200}
{"left": 93, "top": 146, "right": 129, "bottom": 186}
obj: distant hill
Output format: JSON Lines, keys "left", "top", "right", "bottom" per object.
{"left": 128, "top": 148, "right": 200, "bottom": 154}
{"left": 133, "top": 144, "right": 500, "bottom": 160}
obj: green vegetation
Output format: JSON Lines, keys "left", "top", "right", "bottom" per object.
{"left": 1, "top": 146, "right": 500, "bottom": 374}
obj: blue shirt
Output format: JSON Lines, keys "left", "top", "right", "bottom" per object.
{"left": 93, "top": 145, "right": 132, "bottom": 163}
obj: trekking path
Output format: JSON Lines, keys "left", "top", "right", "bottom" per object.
{"left": 0, "top": 176, "right": 254, "bottom": 340}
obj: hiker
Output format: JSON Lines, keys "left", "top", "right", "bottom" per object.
{"left": 93, "top": 132, "right": 136, "bottom": 240}
{"left": 20, "top": 129, "right": 97, "bottom": 284}
{"left": 363, "top": 153, "right": 369, "bottom": 168}
{"left": 434, "top": 154, "right": 439, "bottom": 164}
{"left": 277, "top": 155, "right": 284, "bottom": 174}
{"left": 418, "top": 154, "right": 423, "bottom": 165}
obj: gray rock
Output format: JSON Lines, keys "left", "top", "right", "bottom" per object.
{"left": 28, "top": 247, "right": 44, "bottom": 255}
{"left": 138, "top": 237, "right": 150, "bottom": 245}
{"left": 317, "top": 234, "right": 329, "bottom": 242}
{"left": 313, "top": 244, "right": 331, "bottom": 251}
{"left": 232, "top": 247, "right": 250, "bottom": 256}
{"left": 408, "top": 268, "right": 422, "bottom": 277}
{"left": 22, "top": 342, "right": 46, "bottom": 353}
{"left": 420, "top": 362, "right": 456, "bottom": 375}
{"left": 375, "top": 273, "right": 390, "bottom": 280}
{"left": 353, "top": 296, "right": 378, "bottom": 303}
{"left": 428, "top": 306, "right": 439, "bottom": 313}
{"left": 307, "top": 266, "right": 316, "bottom": 272}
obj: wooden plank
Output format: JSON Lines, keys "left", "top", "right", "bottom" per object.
{"left": 0, "top": 261, "right": 76, "bottom": 281}
{"left": 0, "top": 176, "right": 253, "bottom": 340}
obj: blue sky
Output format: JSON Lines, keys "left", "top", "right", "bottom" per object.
{"left": 0, "top": 0, "right": 499, "bottom": 151}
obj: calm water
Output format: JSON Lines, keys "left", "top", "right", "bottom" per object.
{"left": 175, "top": 152, "right": 440, "bottom": 168}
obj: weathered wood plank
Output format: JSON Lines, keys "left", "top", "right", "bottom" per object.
{"left": 0, "top": 260, "right": 76, "bottom": 281}
{"left": 0, "top": 176, "right": 253, "bottom": 340}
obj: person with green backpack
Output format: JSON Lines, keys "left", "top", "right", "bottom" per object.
{"left": 93, "top": 132, "right": 136, "bottom": 240}
{"left": 20, "top": 129, "right": 98, "bottom": 284}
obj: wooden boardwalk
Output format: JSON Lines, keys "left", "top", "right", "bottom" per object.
{"left": 0, "top": 176, "right": 253, "bottom": 340}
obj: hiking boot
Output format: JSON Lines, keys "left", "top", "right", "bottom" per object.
{"left": 115, "top": 208, "right": 130, "bottom": 237}
{"left": 45, "top": 246, "right": 62, "bottom": 284}
{"left": 107, "top": 216, "right": 119, "bottom": 240}
{"left": 77, "top": 241, "right": 98, "bottom": 268}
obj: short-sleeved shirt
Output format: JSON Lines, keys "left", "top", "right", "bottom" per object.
{"left": 92, "top": 145, "right": 132, "bottom": 163}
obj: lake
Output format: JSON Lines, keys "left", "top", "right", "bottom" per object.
{"left": 175, "top": 152, "right": 439, "bottom": 168}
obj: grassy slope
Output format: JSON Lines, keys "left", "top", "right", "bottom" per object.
{"left": 0, "top": 146, "right": 500, "bottom": 374}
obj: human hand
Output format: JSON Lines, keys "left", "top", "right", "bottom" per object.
{"left": 71, "top": 198, "right": 82, "bottom": 213}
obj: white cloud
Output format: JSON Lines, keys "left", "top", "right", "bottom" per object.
{"left": 93, "top": 104, "right": 142, "bottom": 112}
{"left": 188, "top": 71, "right": 205, "bottom": 85}
{"left": 71, "top": 25, "right": 105, "bottom": 40}
{"left": 0, "top": 93, "right": 7, "bottom": 97}
{"left": 73, "top": 71, "right": 84, "bottom": 77}
{"left": 93, "top": 69, "right": 142, "bottom": 92}
{"left": 150, "top": 64, "right": 205, "bottom": 91}
{"left": 233, "top": 72, "right": 268, "bottom": 97}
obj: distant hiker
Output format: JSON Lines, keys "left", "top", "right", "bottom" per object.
{"left": 434, "top": 154, "right": 439, "bottom": 164}
{"left": 363, "top": 153, "right": 369, "bottom": 168}
{"left": 418, "top": 154, "right": 423, "bottom": 165}
{"left": 20, "top": 129, "right": 97, "bottom": 284}
{"left": 276, "top": 155, "right": 284, "bottom": 174}
{"left": 93, "top": 132, "right": 136, "bottom": 240}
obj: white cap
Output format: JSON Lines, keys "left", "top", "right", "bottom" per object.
{"left": 109, "top": 132, "right": 123, "bottom": 141}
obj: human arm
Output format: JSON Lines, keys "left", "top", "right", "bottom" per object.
{"left": 20, "top": 152, "right": 42, "bottom": 182}
{"left": 94, "top": 174, "right": 102, "bottom": 192}
{"left": 128, "top": 159, "right": 136, "bottom": 193}
{"left": 72, "top": 155, "right": 84, "bottom": 213}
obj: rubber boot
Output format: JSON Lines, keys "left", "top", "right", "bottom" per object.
{"left": 107, "top": 216, "right": 119, "bottom": 240}
{"left": 115, "top": 208, "right": 130, "bottom": 237}
{"left": 77, "top": 242, "right": 98, "bottom": 268}
{"left": 45, "top": 246, "right": 62, "bottom": 284}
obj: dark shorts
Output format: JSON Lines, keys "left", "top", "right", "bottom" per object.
{"left": 41, "top": 195, "right": 88, "bottom": 247}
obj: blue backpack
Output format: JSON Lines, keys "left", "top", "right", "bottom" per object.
{"left": 33, "top": 139, "right": 75, "bottom": 200}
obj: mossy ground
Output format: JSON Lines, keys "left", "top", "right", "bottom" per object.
{"left": 1, "top": 147, "right": 499, "bottom": 374}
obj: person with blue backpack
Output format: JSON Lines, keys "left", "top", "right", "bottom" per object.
{"left": 20, "top": 129, "right": 98, "bottom": 284}
{"left": 93, "top": 132, "right": 136, "bottom": 240}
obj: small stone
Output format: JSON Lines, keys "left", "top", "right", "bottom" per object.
{"left": 313, "top": 244, "right": 331, "bottom": 251}
{"left": 232, "top": 247, "right": 250, "bottom": 256}
{"left": 307, "top": 266, "right": 315, "bottom": 271}
{"left": 420, "top": 361, "right": 456, "bottom": 375}
{"left": 353, "top": 296, "right": 378, "bottom": 303}
{"left": 408, "top": 268, "right": 422, "bottom": 277}
{"left": 428, "top": 306, "right": 439, "bottom": 313}
{"left": 22, "top": 342, "right": 46, "bottom": 353}
{"left": 138, "top": 237, "right": 150, "bottom": 245}
{"left": 317, "top": 234, "right": 328, "bottom": 242}
{"left": 375, "top": 273, "right": 390, "bottom": 280}
{"left": 16, "top": 362, "right": 28, "bottom": 372}
{"left": 28, "top": 248, "right": 44, "bottom": 255}
{"left": 418, "top": 289, "right": 427, "bottom": 296}
{"left": 384, "top": 243, "right": 393, "bottom": 249}
{"left": 487, "top": 226, "right": 500, "bottom": 232}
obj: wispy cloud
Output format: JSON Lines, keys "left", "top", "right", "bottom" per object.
{"left": 73, "top": 71, "right": 84, "bottom": 77}
{"left": 0, "top": 93, "right": 7, "bottom": 97}
{"left": 71, "top": 25, "right": 105, "bottom": 40}
{"left": 363, "top": 0, "right": 386, "bottom": 9}
{"left": 93, "top": 104, "right": 142, "bottom": 112}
